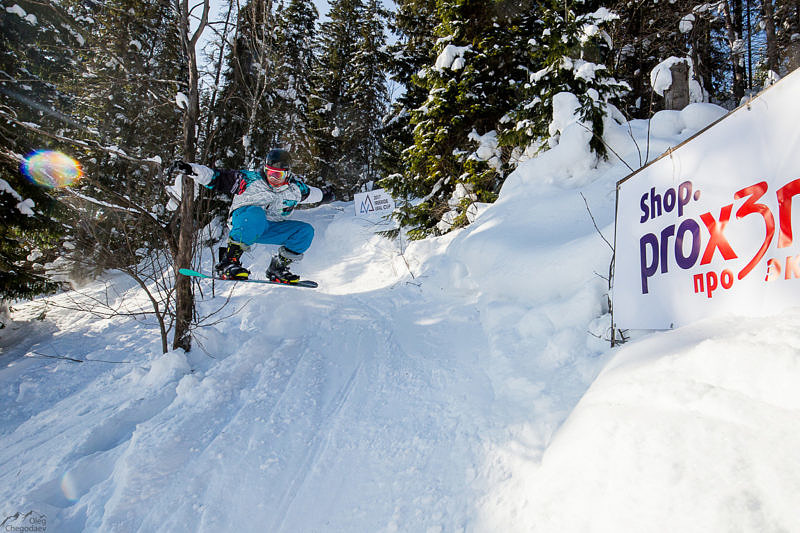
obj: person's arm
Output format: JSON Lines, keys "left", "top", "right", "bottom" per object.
{"left": 210, "top": 169, "right": 244, "bottom": 194}
{"left": 292, "top": 176, "right": 323, "bottom": 204}
{"left": 173, "top": 161, "right": 242, "bottom": 193}
{"left": 301, "top": 185, "right": 323, "bottom": 204}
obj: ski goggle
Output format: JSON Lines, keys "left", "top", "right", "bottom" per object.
{"left": 264, "top": 165, "right": 288, "bottom": 187}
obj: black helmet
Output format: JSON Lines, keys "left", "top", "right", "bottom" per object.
{"left": 265, "top": 148, "right": 291, "bottom": 170}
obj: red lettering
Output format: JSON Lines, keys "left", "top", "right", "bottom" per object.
{"left": 776, "top": 178, "right": 800, "bottom": 248}
{"left": 720, "top": 269, "right": 734, "bottom": 289}
{"left": 766, "top": 258, "right": 782, "bottom": 281}
{"left": 700, "top": 205, "right": 738, "bottom": 265}
{"left": 706, "top": 271, "right": 718, "bottom": 298}
{"left": 734, "top": 182, "right": 774, "bottom": 280}
{"left": 693, "top": 273, "right": 704, "bottom": 293}
{"left": 785, "top": 254, "right": 800, "bottom": 279}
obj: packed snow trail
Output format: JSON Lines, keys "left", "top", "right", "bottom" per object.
{"left": 0, "top": 199, "right": 610, "bottom": 532}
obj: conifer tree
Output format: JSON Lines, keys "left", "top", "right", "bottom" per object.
{"left": 500, "top": 1, "right": 629, "bottom": 158}
{"left": 352, "top": 0, "right": 391, "bottom": 185}
{"left": 211, "top": 0, "right": 279, "bottom": 169}
{"left": 0, "top": 1, "right": 81, "bottom": 298}
{"left": 774, "top": 1, "right": 800, "bottom": 71}
{"left": 57, "top": 0, "right": 183, "bottom": 278}
{"left": 272, "top": 0, "right": 319, "bottom": 175}
{"left": 378, "top": 0, "right": 437, "bottom": 190}
{"left": 390, "top": 0, "right": 530, "bottom": 237}
{"left": 309, "top": 0, "right": 389, "bottom": 198}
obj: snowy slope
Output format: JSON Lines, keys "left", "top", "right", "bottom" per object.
{"left": 2, "top": 99, "right": 800, "bottom": 532}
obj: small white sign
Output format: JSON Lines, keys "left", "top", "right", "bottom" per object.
{"left": 354, "top": 189, "right": 395, "bottom": 219}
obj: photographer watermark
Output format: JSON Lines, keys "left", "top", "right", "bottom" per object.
{"left": 1, "top": 511, "right": 47, "bottom": 532}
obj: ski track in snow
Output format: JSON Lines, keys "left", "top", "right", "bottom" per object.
{"left": 0, "top": 198, "right": 614, "bottom": 532}
{"left": 0, "top": 225, "right": 512, "bottom": 532}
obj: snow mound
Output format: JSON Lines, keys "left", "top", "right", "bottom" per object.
{"left": 478, "top": 314, "right": 800, "bottom": 531}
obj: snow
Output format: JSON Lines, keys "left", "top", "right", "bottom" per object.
{"left": 467, "top": 129, "right": 500, "bottom": 167}
{"left": 6, "top": 4, "right": 37, "bottom": 25}
{"left": 434, "top": 44, "right": 470, "bottom": 71}
{"left": 175, "top": 92, "right": 189, "bottom": 110}
{"left": 0, "top": 178, "right": 24, "bottom": 201}
{"left": 15, "top": 198, "right": 35, "bottom": 216}
{"left": 572, "top": 59, "right": 603, "bottom": 81}
{"left": 650, "top": 56, "right": 707, "bottom": 104}
{"left": 586, "top": 7, "right": 619, "bottom": 23}
{"left": 3, "top": 89, "right": 800, "bottom": 533}
{"left": 0, "top": 178, "right": 35, "bottom": 215}
{"left": 164, "top": 173, "right": 203, "bottom": 212}
{"left": 680, "top": 13, "right": 696, "bottom": 33}
{"left": 651, "top": 57, "right": 684, "bottom": 95}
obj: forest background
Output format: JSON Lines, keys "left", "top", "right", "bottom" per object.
{"left": 2, "top": 0, "right": 799, "bottom": 350}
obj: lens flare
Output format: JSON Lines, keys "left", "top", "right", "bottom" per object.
{"left": 61, "top": 471, "right": 80, "bottom": 502}
{"left": 21, "top": 150, "right": 83, "bottom": 188}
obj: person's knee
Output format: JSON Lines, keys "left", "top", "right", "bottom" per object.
{"left": 302, "top": 223, "right": 314, "bottom": 242}
{"left": 287, "top": 223, "right": 314, "bottom": 254}
{"left": 230, "top": 206, "right": 267, "bottom": 245}
{"left": 300, "top": 223, "right": 314, "bottom": 247}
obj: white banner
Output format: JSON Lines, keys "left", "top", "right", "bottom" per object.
{"left": 614, "top": 69, "right": 800, "bottom": 329}
{"left": 354, "top": 188, "right": 395, "bottom": 219}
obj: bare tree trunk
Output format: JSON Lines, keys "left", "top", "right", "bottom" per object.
{"left": 722, "top": 0, "right": 747, "bottom": 100}
{"left": 173, "top": 0, "right": 210, "bottom": 352}
{"left": 0, "top": 298, "right": 10, "bottom": 328}
{"left": 789, "top": 41, "right": 800, "bottom": 72}
{"left": 763, "top": 0, "right": 779, "bottom": 73}
{"left": 173, "top": 180, "right": 195, "bottom": 351}
{"left": 125, "top": 268, "right": 171, "bottom": 354}
{"left": 796, "top": 0, "right": 800, "bottom": 29}
{"left": 689, "top": 16, "right": 714, "bottom": 99}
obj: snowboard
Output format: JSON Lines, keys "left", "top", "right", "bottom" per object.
{"left": 179, "top": 268, "right": 318, "bottom": 288}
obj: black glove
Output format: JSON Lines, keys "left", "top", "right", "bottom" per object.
{"left": 321, "top": 186, "right": 334, "bottom": 204}
{"left": 173, "top": 160, "right": 195, "bottom": 175}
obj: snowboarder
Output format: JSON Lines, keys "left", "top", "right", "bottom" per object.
{"left": 174, "top": 149, "right": 323, "bottom": 283}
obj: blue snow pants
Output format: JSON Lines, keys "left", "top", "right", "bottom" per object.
{"left": 228, "top": 205, "right": 314, "bottom": 254}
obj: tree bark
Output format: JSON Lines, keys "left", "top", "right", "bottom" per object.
{"left": 664, "top": 62, "right": 690, "bottom": 110}
{"left": 763, "top": 0, "right": 779, "bottom": 74}
{"left": 722, "top": 0, "right": 747, "bottom": 100}
{"left": 172, "top": 0, "right": 209, "bottom": 352}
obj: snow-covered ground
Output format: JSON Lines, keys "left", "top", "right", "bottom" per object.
{"left": 2, "top": 99, "right": 799, "bottom": 532}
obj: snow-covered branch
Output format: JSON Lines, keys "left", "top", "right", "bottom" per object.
{"left": 0, "top": 108, "right": 162, "bottom": 169}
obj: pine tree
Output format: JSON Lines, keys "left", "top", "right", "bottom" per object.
{"left": 309, "top": 0, "right": 389, "bottom": 198}
{"left": 384, "top": 1, "right": 630, "bottom": 237}
{"left": 351, "top": 0, "right": 391, "bottom": 186}
{"left": 57, "top": 0, "right": 184, "bottom": 279}
{"left": 0, "top": 1, "right": 81, "bottom": 299}
{"left": 390, "top": 0, "right": 531, "bottom": 237}
{"left": 774, "top": 1, "right": 800, "bottom": 72}
{"left": 378, "top": 0, "right": 437, "bottom": 192}
{"left": 211, "top": 0, "right": 280, "bottom": 170}
{"left": 500, "top": 1, "right": 629, "bottom": 158}
{"left": 272, "top": 0, "right": 319, "bottom": 175}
